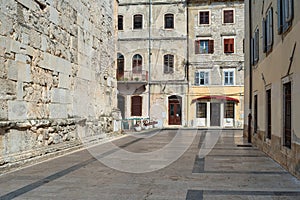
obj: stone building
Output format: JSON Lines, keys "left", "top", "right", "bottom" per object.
{"left": 244, "top": 0, "right": 300, "bottom": 178}
{"left": 117, "top": 0, "right": 244, "bottom": 128}
{"left": 0, "top": 0, "right": 119, "bottom": 169}
{"left": 117, "top": 0, "right": 188, "bottom": 128}
{"left": 187, "top": 0, "right": 245, "bottom": 128}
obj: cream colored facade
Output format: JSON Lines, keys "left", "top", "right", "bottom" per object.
{"left": 244, "top": 0, "right": 300, "bottom": 178}
{"left": 187, "top": 0, "right": 245, "bottom": 128}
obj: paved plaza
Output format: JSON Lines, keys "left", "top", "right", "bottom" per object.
{"left": 0, "top": 129, "right": 299, "bottom": 200}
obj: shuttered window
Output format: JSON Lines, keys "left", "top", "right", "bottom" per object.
{"left": 164, "top": 54, "right": 174, "bottom": 74}
{"left": 263, "top": 7, "right": 274, "bottom": 53}
{"left": 133, "top": 14, "right": 143, "bottom": 29}
{"left": 277, "top": 0, "right": 294, "bottom": 34}
{"left": 195, "top": 40, "right": 214, "bottom": 54}
{"left": 118, "top": 15, "right": 123, "bottom": 30}
{"left": 199, "top": 11, "right": 210, "bottom": 25}
{"left": 164, "top": 14, "right": 174, "bottom": 29}
{"left": 223, "top": 10, "right": 234, "bottom": 24}
{"left": 131, "top": 96, "right": 142, "bottom": 116}
{"left": 224, "top": 38, "right": 234, "bottom": 53}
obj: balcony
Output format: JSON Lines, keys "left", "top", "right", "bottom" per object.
{"left": 117, "top": 70, "right": 148, "bottom": 95}
{"left": 117, "top": 70, "right": 148, "bottom": 83}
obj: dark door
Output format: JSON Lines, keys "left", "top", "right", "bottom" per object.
{"left": 117, "top": 95, "right": 125, "bottom": 119}
{"left": 284, "top": 82, "right": 291, "bottom": 148}
{"left": 168, "top": 99, "right": 181, "bottom": 125}
{"left": 117, "top": 54, "right": 124, "bottom": 80}
{"left": 210, "top": 103, "right": 221, "bottom": 126}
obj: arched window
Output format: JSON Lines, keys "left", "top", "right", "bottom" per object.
{"left": 132, "top": 54, "right": 142, "bottom": 74}
{"left": 117, "top": 53, "right": 124, "bottom": 80}
{"left": 164, "top": 14, "right": 174, "bottom": 29}
{"left": 133, "top": 14, "right": 143, "bottom": 29}
{"left": 164, "top": 54, "right": 174, "bottom": 74}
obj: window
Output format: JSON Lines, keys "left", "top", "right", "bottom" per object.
{"left": 196, "top": 103, "right": 207, "bottom": 118}
{"left": 224, "top": 102, "right": 234, "bottom": 118}
{"left": 277, "top": 0, "right": 294, "bottom": 34}
{"left": 164, "top": 14, "right": 174, "bottom": 29}
{"left": 199, "top": 11, "right": 210, "bottom": 25}
{"left": 133, "top": 14, "right": 143, "bottom": 29}
{"left": 283, "top": 82, "right": 291, "bottom": 148}
{"left": 253, "top": 28, "right": 259, "bottom": 65}
{"left": 131, "top": 96, "right": 142, "bottom": 116}
{"left": 164, "top": 54, "right": 174, "bottom": 74}
{"left": 224, "top": 38, "right": 234, "bottom": 53}
{"left": 117, "top": 53, "right": 124, "bottom": 80}
{"left": 195, "top": 71, "right": 209, "bottom": 86}
{"left": 263, "top": 8, "right": 274, "bottom": 53}
{"left": 132, "top": 54, "right": 142, "bottom": 73}
{"left": 224, "top": 71, "right": 234, "bottom": 85}
{"left": 223, "top": 10, "right": 234, "bottom": 24}
{"left": 266, "top": 89, "right": 272, "bottom": 140}
{"left": 254, "top": 95, "right": 258, "bottom": 134}
{"left": 118, "top": 15, "right": 123, "bottom": 30}
{"left": 195, "top": 40, "right": 214, "bottom": 54}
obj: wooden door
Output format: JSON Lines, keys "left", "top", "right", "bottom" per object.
{"left": 168, "top": 99, "right": 181, "bottom": 125}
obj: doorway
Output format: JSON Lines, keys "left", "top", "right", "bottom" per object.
{"left": 210, "top": 103, "right": 221, "bottom": 126}
{"left": 168, "top": 96, "right": 182, "bottom": 125}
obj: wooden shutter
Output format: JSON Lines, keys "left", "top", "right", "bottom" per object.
{"left": 195, "top": 40, "right": 200, "bottom": 54}
{"left": 277, "top": 0, "right": 283, "bottom": 34}
{"left": 131, "top": 96, "right": 142, "bottom": 116}
{"left": 262, "top": 19, "right": 267, "bottom": 53}
{"left": 208, "top": 40, "right": 214, "bottom": 54}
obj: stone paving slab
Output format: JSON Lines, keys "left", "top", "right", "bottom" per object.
{"left": 0, "top": 130, "right": 299, "bottom": 200}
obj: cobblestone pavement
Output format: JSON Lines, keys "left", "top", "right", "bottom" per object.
{"left": 0, "top": 129, "right": 299, "bottom": 200}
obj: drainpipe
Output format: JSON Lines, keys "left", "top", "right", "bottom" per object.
{"left": 148, "top": 0, "right": 152, "bottom": 121}
{"left": 248, "top": 0, "right": 253, "bottom": 143}
{"left": 186, "top": 1, "right": 190, "bottom": 127}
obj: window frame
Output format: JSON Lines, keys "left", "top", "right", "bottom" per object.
{"left": 277, "top": 0, "right": 294, "bottom": 34}
{"left": 164, "top": 13, "right": 174, "bottom": 29}
{"left": 163, "top": 54, "right": 174, "bottom": 74}
{"left": 196, "top": 103, "right": 207, "bottom": 118}
{"left": 224, "top": 102, "right": 235, "bottom": 118}
{"left": 195, "top": 39, "right": 214, "bottom": 54}
{"left": 263, "top": 7, "right": 274, "bottom": 53}
{"left": 223, "top": 38, "right": 235, "bottom": 54}
{"left": 195, "top": 71, "right": 209, "bottom": 86}
{"left": 118, "top": 15, "right": 124, "bottom": 30}
{"left": 133, "top": 14, "right": 143, "bottom": 30}
{"left": 199, "top": 10, "right": 210, "bottom": 25}
{"left": 132, "top": 54, "right": 143, "bottom": 74}
{"left": 223, "top": 69, "right": 235, "bottom": 86}
{"left": 223, "top": 9, "right": 235, "bottom": 24}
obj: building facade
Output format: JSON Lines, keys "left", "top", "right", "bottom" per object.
{"left": 244, "top": 0, "right": 300, "bottom": 178}
{"left": 117, "top": 0, "right": 188, "bottom": 128}
{"left": 188, "top": 0, "right": 245, "bottom": 128}
{"left": 117, "top": 0, "right": 245, "bottom": 128}
{"left": 0, "top": 0, "right": 119, "bottom": 168}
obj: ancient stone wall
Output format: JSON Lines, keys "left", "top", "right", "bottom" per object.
{"left": 0, "top": 0, "right": 118, "bottom": 169}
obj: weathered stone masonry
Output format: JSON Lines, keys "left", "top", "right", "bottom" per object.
{"left": 0, "top": 0, "right": 119, "bottom": 169}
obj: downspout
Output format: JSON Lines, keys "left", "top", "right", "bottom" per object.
{"left": 186, "top": 1, "right": 190, "bottom": 127}
{"left": 248, "top": 0, "right": 253, "bottom": 143}
{"left": 148, "top": 0, "right": 152, "bottom": 121}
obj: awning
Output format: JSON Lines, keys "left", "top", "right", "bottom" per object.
{"left": 192, "top": 95, "right": 240, "bottom": 103}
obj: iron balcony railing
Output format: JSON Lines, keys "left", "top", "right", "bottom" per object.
{"left": 117, "top": 70, "right": 149, "bottom": 82}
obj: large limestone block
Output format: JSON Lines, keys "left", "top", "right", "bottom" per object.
{"left": 58, "top": 73, "right": 71, "bottom": 89}
{"left": 0, "top": 79, "right": 16, "bottom": 100}
{"left": 0, "top": 100, "right": 8, "bottom": 120}
{"left": 51, "top": 88, "right": 71, "bottom": 104}
{"left": 8, "top": 100, "right": 28, "bottom": 120}
{"left": 49, "top": 103, "right": 68, "bottom": 119}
